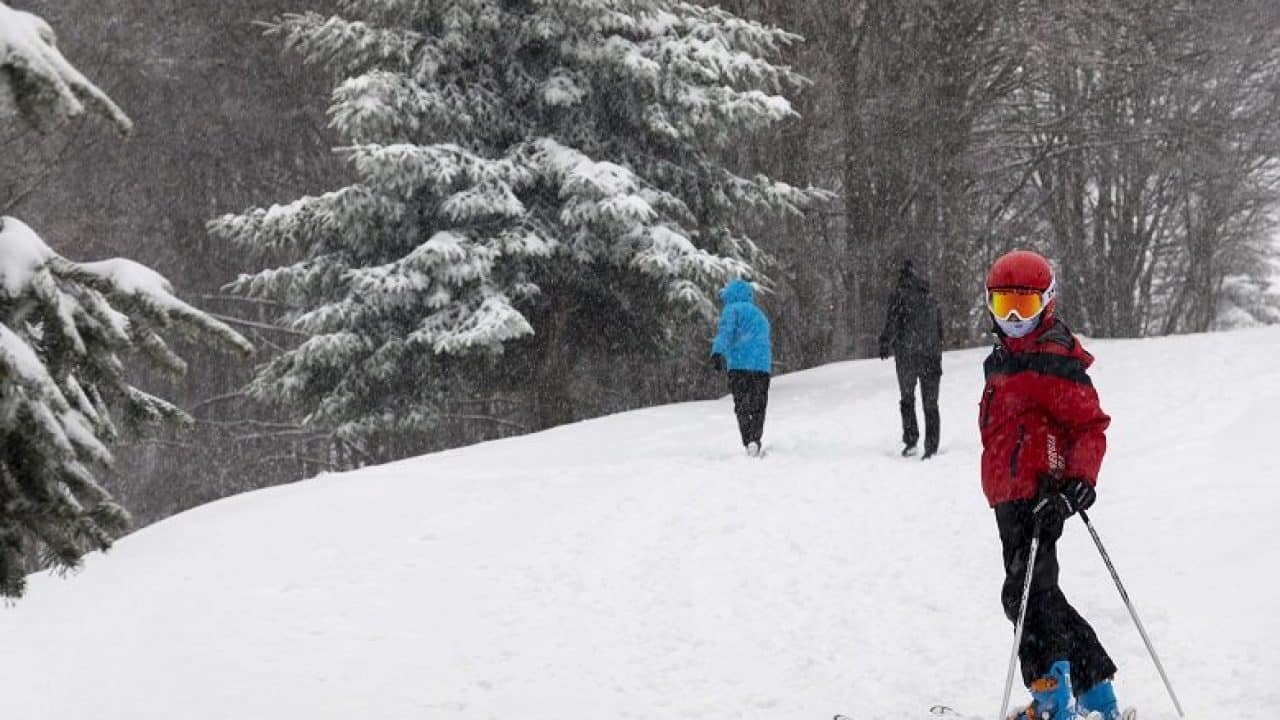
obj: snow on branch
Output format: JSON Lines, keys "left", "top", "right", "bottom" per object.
{"left": 267, "top": 12, "right": 422, "bottom": 72}
{"left": 72, "top": 257, "right": 255, "bottom": 356}
{"left": 0, "top": 2, "right": 131, "bottom": 133}
{"left": 0, "top": 217, "right": 253, "bottom": 595}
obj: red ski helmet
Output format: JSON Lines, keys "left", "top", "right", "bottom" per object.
{"left": 987, "top": 250, "right": 1054, "bottom": 291}
{"left": 986, "top": 250, "right": 1057, "bottom": 322}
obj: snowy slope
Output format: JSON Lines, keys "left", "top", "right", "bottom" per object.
{"left": 2, "top": 328, "right": 1277, "bottom": 720}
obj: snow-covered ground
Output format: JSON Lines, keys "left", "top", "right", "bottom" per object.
{"left": 2, "top": 327, "right": 1277, "bottom": 720}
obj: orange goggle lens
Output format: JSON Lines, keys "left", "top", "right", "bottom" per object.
{"left": 987, "top": 289, "right": 1046, "bottom": 321}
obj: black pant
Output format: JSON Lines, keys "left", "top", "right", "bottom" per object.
{"left": 728, "top": 370, "right": 770, "bottom": 446}
{"left": 996, "top": 500, "right": 1116, "bottom": 693}
{"left": 895, "top": 356, "right": 940, "bottom": 454}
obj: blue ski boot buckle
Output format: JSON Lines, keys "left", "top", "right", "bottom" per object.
{"left": 1027, "top": 660, "right": 1074, "bottom": 720}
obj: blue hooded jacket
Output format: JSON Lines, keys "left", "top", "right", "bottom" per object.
{"left": 711, "top": 279, "right": 772, "bottom": 374}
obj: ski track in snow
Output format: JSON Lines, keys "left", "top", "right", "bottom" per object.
{"left": 1, "top": 328, "right": 1277, "bottom": 719}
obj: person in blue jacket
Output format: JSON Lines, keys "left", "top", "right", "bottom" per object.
{"left": 710, "top": 279, "right": 772, "bottom": 456}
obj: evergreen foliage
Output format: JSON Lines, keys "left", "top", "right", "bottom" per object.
{"left": 0, "top": 3, "right": 254, "bottom": 597}
{"left": 0, "top": 2, "right": 131, "bottom": 133}
{"left": 213, "top": 0, "right": 816, "bottom": 446}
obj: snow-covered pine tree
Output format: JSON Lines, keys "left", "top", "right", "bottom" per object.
{"left": 212, "top": 0, "right": 815, "bottom": 445}
{"left": 0, "top": 3, "right": 254, "bottom": 597}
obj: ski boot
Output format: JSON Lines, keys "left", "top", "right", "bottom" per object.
{"left": 746, "top": 441, "right": 761, "bottom": 457}
{"left": 901, "top": 441, "right": 917, "bottom": 457}
{"left": 1008, "top": 660, "right": 1074, "bottom": 720}
{"left": 1076, "top": 680, "right": 1136, "bottom": 720}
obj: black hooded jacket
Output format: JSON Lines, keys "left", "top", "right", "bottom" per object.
{"left": 880, "top": 266, "right": 943, "bottom": 369}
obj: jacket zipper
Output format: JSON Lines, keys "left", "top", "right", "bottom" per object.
{"left": 981, "top": 386, "right": 996, "bottom": 427}
{"left": 1010, "top": 424, "right": 1025, "bottom": 479}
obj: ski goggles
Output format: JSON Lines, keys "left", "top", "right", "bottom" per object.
{"left": 987, "top": 288, "right": 1050, "bottom": 322}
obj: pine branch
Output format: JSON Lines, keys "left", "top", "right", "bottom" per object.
{"left": 207, "top": 312, "right": 310, "bottom": 338}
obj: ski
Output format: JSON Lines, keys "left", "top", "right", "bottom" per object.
{"left": 929, "top": 706, "right": 977, "bottom": 718}
{"left": 833, "top": 709, "right": 970, "bottom": 720}
{"left": 927, "top": 705, "right": 1137, "bottom": 720}
{"left": 833, "top": 707, "right": 975, "bottom": 720}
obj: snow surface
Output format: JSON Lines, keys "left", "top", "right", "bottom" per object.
{"left": 2, "top": 327, "right": 1277, "bottom": 720}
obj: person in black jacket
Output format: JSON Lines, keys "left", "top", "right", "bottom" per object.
{"left": 878, "top": 260, "right": 943, "bottom": 459}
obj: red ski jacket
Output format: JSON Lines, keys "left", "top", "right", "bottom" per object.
{"left": 978, "top": 318, "right": 1110, "bottom": 507}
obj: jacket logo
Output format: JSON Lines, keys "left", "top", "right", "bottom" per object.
{"left": 1047, "top": 433, "right": 1065, "bottom": 474}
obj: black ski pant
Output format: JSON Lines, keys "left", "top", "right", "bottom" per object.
{"left": 728, "top": 370, "right": 770, "bottom": 446}
{"left": 895, "top": 356, "right": 940, "bottom": 454}
{"left": 996, "top": 500, "right": 1117, "bottom": 694}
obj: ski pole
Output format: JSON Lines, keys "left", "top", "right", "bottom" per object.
{"left": 1079, "top": 510, "right": 1186, "bottom": 718}
{"left": 998, "top": 516, "right": 1042, "bottom": 720}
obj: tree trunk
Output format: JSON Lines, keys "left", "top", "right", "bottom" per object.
{"left": 534, "top": 291, "right": 575, "bottom": 430}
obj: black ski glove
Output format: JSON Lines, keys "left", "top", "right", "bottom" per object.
{"left": 877, "top": 336, "right": 891, "bottom": 360}
{"left": 711, "top": 353, "right": 726, "bottom": 372}
{"left": 1032, "top": 478, "right": 1096, "bottom": 526}
{"left": 1061, "top": 477, "right": 1097, "bottom": 513}
{"left": 1032, "top": 491, "right": 1072, "bottom": 527}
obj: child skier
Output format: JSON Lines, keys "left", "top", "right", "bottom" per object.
{"left": 980, "top": 250, "right": 1125, "bottom": 720}
{"left": 710, "top": 278, "right": 772, "bottom": 457}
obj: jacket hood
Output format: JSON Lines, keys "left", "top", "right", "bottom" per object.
{"left": 721, "top": 279, "right": 755, "bottom": 305}
{"left": 896, "top": 263, "right": 930, "bottom": 293}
